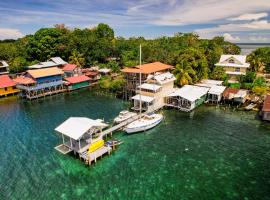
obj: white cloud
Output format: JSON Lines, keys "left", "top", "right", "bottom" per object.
{"left": 153, "top": 0, "right": 270, "bottom": 25}
{"left": 249, "top": 36, "right": 269, "bottom": 42}
{"left": 229, "top": 12, "right": 268, "bottom": 21}
{"left": 223, "top": 33, "right": 240, "bottom": 42}
{"left": 195, "top": 20, "right": 270, "bottom": 38}
{"left": 0, "top": 28, "right": 24, "bottom": 40}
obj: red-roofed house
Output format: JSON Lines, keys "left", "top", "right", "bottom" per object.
{"left": 62, "top": 64, "right": 81, "bottom": 77}
{"left": 262, "top": 95, "right": 270, "bottom": 121}
{"left": 64, "top": 75, "right": 90, "bottom": 90}
{"left": 0, "top": 75, "right": 20, "bottom": 97}
{"left": 121, "top": 62, "right": 173, "bottom": 99}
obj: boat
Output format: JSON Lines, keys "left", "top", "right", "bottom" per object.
{"left": 114, "top": 110, "right": 137, "bottom": 124}
{"left": 124, "top": 113, "right": 163, "bottom": 134}
{"left": 105, "top": 139, "right": 123, "bottom": 147}
{"left": 123, "top": 45, "right": 163, "bottom": 134}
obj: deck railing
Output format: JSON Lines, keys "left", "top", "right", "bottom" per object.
{"left": 17, "top": 80, "right": 63, "bottom": 91}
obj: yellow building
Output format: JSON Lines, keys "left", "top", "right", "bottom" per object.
{"left": 215, "top": 55, "right": 250, "bottom": 82}
{"left": 0, "top": 75, "right": 20, "bottom": 97}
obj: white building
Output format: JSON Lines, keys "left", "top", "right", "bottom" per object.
{"left": 0, "top": 61, "right": 9, "bottom": 75}
{"left": 54, "top": 117, "right": 108, "bottom": 154}
{"left": 215, "top": 55, "right": 250, "bottom": 82}
{"left": 195, "top": 79, "right": 226, "bottom": 103}
{"left": 132, "top": 72, "right": 176, "bottom": 112}
{"left": 166, "top": 85, "right": 209, "bottom": 112}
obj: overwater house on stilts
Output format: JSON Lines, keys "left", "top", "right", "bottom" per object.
{"left": 54, "top": 117, "right": 111, "bottom": 165}
{"left": 0, "top": 75, "right": 20, "bottom": 97}
{"left": 0, "top": 61, "right": 9, "bottom": 75}
{"left": 131, "top": 72, "right": 176, "bottom": 111}
{"left": 14, "top": 67, "right": 65, "bottom": 99}
{"left": 223, "top": 88, "right": 248, "bottom": 104}
{"left": 166, "top": 85, "right": 209, "bottom": 112}
{"left": 64, "top": 75, "right": 91, "bottom": 91}
{"left": 121, "top": 62, "right": 173, "bottom": 100}
{"left": 195, "top": 80, "right": 226, "bottom": 103}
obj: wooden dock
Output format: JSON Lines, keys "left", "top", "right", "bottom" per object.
{"left": 100, "top": 114, "right": 140, "bottom": 137}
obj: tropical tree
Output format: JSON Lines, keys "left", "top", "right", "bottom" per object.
{"left": 173, "top": 61, "right": 196, "bottom": 86}
{"left": 210, "top": 66, "right": 227, "bottom": 80}
{"left": 69, "top": 50, "right": 85, "bottom": 67}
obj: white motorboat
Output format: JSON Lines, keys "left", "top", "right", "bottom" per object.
{"left": 114, "top": 110, "right": 137, "bottom": 124}
{"left": 124, "top": 113, "right": 163, "bottom": 134}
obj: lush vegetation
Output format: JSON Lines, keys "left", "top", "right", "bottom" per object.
{"left": 0, "top": 24, "right": 240, "bottom": 82}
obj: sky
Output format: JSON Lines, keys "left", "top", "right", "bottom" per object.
{"left": 0, "top": 0, "right": 270, "bottom": 43}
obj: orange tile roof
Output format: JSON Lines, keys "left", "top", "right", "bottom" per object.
{"left": 0, "top": 75, "right": 16, "bottom": 88}
{"left": 27, "top": 67, "right": 64, "bottom": 78}
{"left": 121, "top": 62, "right": 173, "bottom": 74}
{"left": 262, "top": 95, "right": 270, "bottom": 112}
{"left": 64, "top": 75, "right": 90, "bottom": 84}
{"left": 13, "top": 76, "right": 36, "bottom": 85}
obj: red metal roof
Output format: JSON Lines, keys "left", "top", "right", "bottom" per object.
{"left": 85, "top": 71, "right": 99, "bottom": 76}
{"left": 223, "top": 88, "right": 239, "bottom": 98}
{"left": 63, "top": 64, "right": 78, "bottom": 71}
{"left": 0, "top": 75, "right": 17, "bottom": 88}
{"left": 64, "top": 75, "right": 90, "bottom": 84}
{"left": 13, "top": 76, "right": 36, "bottom": 85}
{"left": 262, "top": 95, "right": 270, "bottom": 112}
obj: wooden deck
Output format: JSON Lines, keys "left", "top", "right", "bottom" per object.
{"left": 79, "top": 146, "right": 112, "bottom": 165}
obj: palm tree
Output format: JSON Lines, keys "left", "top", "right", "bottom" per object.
{"left": 173, "top": 60, "right": 196, "bottom": 86}
{"left": 69, "top": 50, "right": 85, "bottom": 67}
{"left": 248, "top": 53, "right": 265, "bottom": 73}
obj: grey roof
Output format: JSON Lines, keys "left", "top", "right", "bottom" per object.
{"left": 48, "top": 57, "right": 67, "bottom": 65}
{"left": 0, "top": 61, "right": 9, "bottom": 68}
{"left": 28, "top": 57, "right": 67, "bottom": 69}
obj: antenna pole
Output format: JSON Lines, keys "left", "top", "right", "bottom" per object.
{"left": 139, "top": 44, "right": 142, "bottom": 117}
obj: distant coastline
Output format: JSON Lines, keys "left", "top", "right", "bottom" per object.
{"left": 235, "top": 43, "right": 270, "bottom": 55}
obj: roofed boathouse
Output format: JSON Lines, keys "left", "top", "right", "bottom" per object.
{"left": 195, "top": 79, "right": 226, "bottom": 103}
{"left": 121, "top": 62, "right": 173, "bottom": 100}
{"left": 165, "top": 85, "right": 209, "bottom": 112}
{"left": 14, "top": 67, "right": 65, "bottom": 99}
{"left": 64, "top": 75, "right": 91, "bottom": 91}
{"left": 54, "top": 117, "right": 111, "bottom": 165}
{"left": 0, "top": 75, "right": 20, "bottom": 97}
{"left": 262, "top": 95, "right": 270, "bottom": 121}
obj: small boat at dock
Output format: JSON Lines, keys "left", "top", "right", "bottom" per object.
{"left": 114, "top": 110, "right": 137, "bottom": 124}
{"left": 105, "top": 139, "right": 123, "bottom": 147}
{"left": 124, "top": 113, "right": 163, "bottom": 134}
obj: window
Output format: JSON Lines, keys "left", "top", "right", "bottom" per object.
{"left": 228, "top": 59, "right": 235, "bottom": 64}
{"left": 235, "top": 68, "right": 240, "bottom": 72}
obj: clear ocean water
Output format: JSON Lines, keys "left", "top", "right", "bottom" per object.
{"left": 1, "top": 89, "right": 270, "bottom": 200}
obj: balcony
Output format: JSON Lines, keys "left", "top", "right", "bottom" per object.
{"left": 17, "top": 80, "right": 63, "bottom": 91}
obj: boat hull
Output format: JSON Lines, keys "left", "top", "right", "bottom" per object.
{"left": 124, "top": 114, "right": 163, "bottom": 134}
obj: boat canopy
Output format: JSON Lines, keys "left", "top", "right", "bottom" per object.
{"left": 132, "top": 94, "right": 154, "bottom": 103}
{"left": 55, "top": 117, "right": 108, "bottom": 140}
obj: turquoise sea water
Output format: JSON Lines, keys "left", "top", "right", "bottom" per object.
{"left": 1, "top": 89, "right": 270, "bottom": 200}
